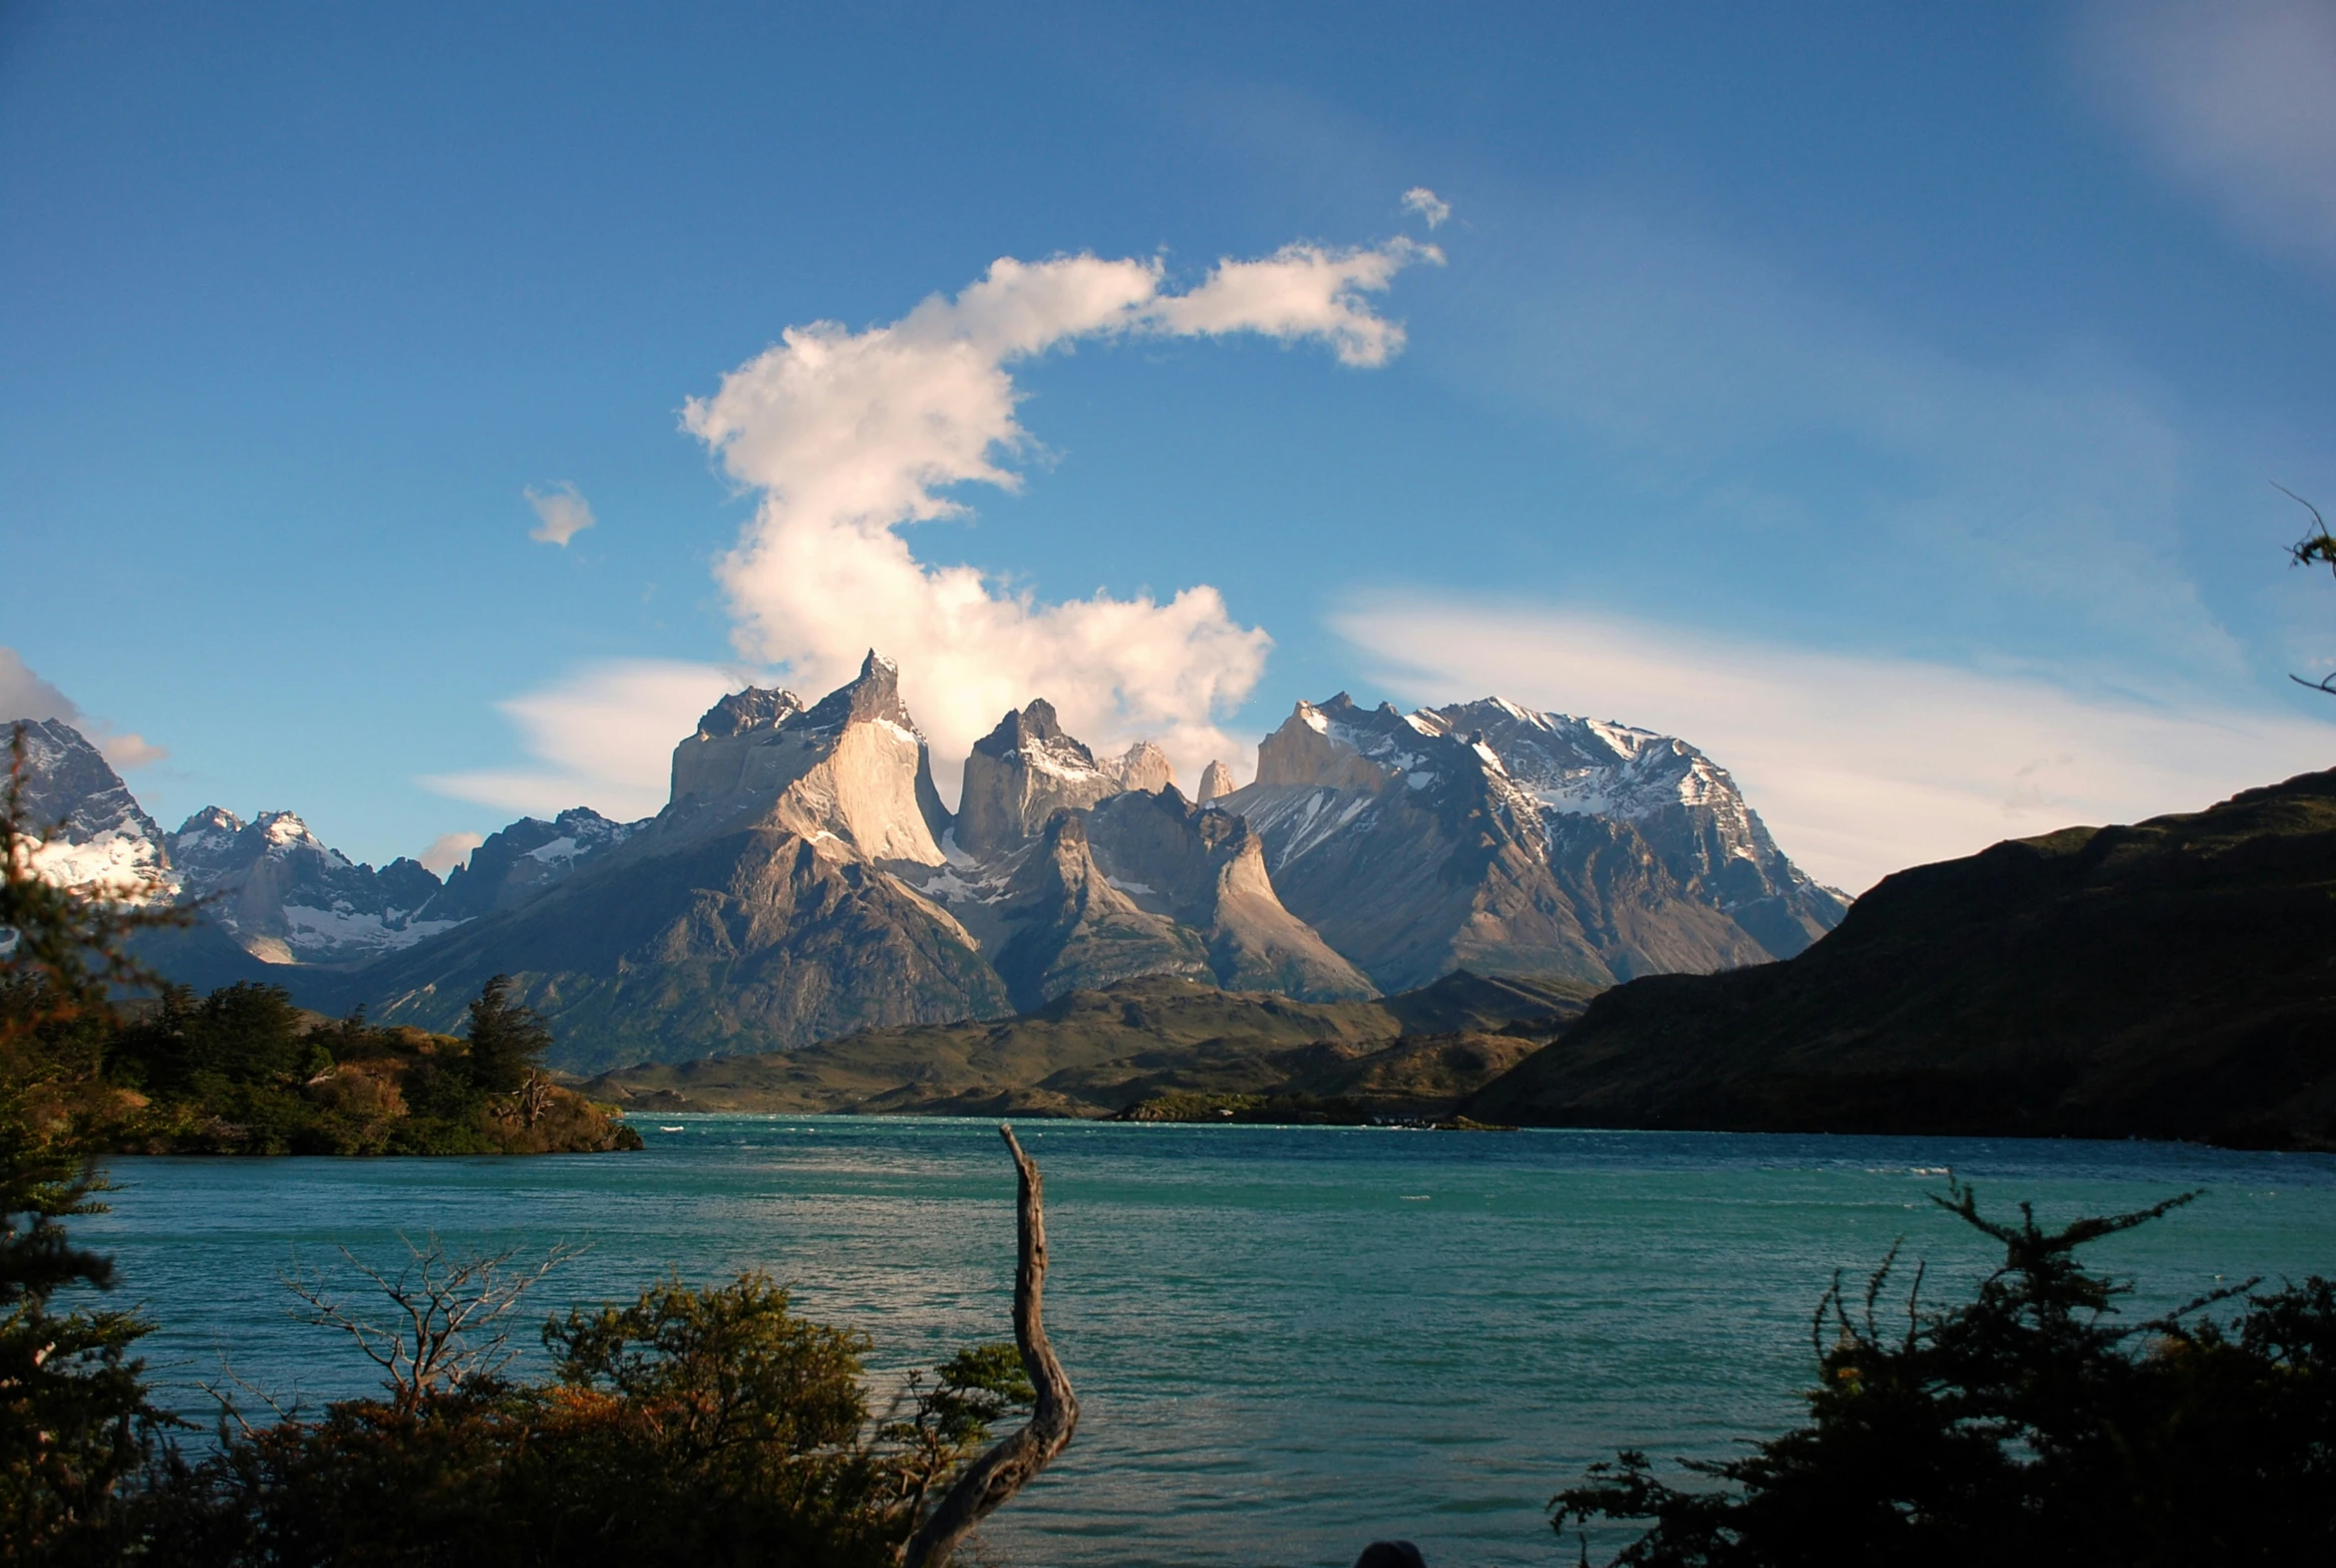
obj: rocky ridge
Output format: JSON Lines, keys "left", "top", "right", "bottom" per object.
{"left": 1217, "top": 694, "right": 1846, "bottom": 992}
{"left": 167, "top": 807, "right": 454, "bottom": 964}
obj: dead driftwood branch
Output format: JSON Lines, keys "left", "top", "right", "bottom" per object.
{"left": 899, "top": 1124, "right": 1079, "bottom": 1568}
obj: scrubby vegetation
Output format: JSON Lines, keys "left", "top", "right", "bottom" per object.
{"left": 1555, "top": 1183, "right": 2336, "bottom": 1565}
{"left": 111, "top": 1260, "right": 1036, "bottom": 1567}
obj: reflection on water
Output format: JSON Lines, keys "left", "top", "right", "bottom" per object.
{"left": 82, "top": 1119, "right": 2336, "bottom": 1568}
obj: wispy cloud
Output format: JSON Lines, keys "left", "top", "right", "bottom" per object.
{"left": 0, "top": 647, "right": 167, "bottom": 770}
{"left": 1335, "top": 597, "right": 2334, "bottom": 893}
{"left": 1401, "top": 186, "right": 1451, "bottom": 229}
{"left": 423, "top": 658, "right": 741, "bottom": 820}
{"left": 2075, "top": 0, "right": 2336, "bottom": 272}
{"left": 525, "top": 481, "right": 596, "bottom": 546}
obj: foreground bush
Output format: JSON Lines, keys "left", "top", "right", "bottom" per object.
{"left": 127, "top": 1266, "right": 1029, "bottom": 1568}
{"left": 1555, "top": 1183, "right": 2336, "bottom": 1566}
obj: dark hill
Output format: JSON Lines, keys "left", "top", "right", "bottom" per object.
{"left": 1463, "top": 769, "right": 2336, "bottom": 1149}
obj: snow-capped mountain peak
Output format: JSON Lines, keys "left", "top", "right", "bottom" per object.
{"left": 5, "top": 718, "right": 173, "bottom": 900}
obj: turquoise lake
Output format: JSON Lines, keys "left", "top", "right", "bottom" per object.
{"left": 85, "top": 1119, "right": 2336, "bottom": 1567}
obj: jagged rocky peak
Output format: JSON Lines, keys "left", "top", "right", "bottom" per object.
{"left": 1113, "top": 740, "right": 1175, "bottom": 794}
{"left": 956, "top": 699, "right": 1126, "bottom": 858}
{"left": 1196, "top": 760, "right": 1237, "bottom": 803}
{"left": 1083, "top": 787, "right": 1378, "bottom": 1001}
{"left": 1252, "top": 695, "right": 1444, "bottom": 792}
{"left": 668, "top": 652, "right": 946, "bottom": 866}
{"left": 163, "top": 803, "right": 455, "bottom": 965}
{"left": 694, "top": 686, "right": 803, "bottom": 741}
{"left": 423, "top": 805, "right": 643, "bottom": 922}
{"left": 5, "top": 718, "right": 171, "bottom": 897}
{"left": 795, "top": 649, "right": 915, "bottom": 734}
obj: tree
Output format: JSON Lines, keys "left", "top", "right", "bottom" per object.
{"left": 463, "top": 975, "right": 552, "bottom": 1096}
{"left": 1552, "top": 1181, "right": 2336, "bottom": 1566}
{"left": 0, "top": 724, "right": 180, "bottom": 1558}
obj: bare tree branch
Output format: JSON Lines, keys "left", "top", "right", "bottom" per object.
{"left": 898, "top": 1125, "right": 1078, "bottom": 1568}
{"left": 283, "top": 1233, "right": 582, "bottom": 1411}
{"left": 2275, "top": 484, "right": 2336, "bottom": 695}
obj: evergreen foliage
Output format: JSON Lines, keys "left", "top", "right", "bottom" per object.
{"left": 89, "top": 980, "right": 634, "bottom": 1156}
{"left": 1553, "top": 1181, "right": 2336, "bottom": 1566}
{"left": 462, "top": 975, "right": 551, "bottom": 1096}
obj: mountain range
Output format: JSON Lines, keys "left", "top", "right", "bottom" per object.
{"left": 8, "top": 654, "right": 1845, "bottom": 1072}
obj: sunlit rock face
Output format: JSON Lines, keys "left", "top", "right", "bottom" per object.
{"left": 665, "top": 655, "right": 949, "bottom": 865}
{"left": 356, "top": 653, "right": 1005, "bottom": 1072}
{"left": 1084, "top": 786, "right": 1377, "bottom": 1002}
{"left": 954, "top": 700, "right": 1130, "bottom": 858}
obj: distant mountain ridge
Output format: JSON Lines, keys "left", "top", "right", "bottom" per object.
{"left": 1218, "top": 694, "right": 1844, "bottom": 992}
{"left": 9, "top": 655, "right": 1845, "bottom": 1070}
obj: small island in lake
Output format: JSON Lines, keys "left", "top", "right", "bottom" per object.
{"left": 83, "top": 977, "right": 639, "bottom": 1156}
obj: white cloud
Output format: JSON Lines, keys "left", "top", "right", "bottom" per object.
{"left": 679, "top": 232, "right": 1438, "bottom": 797}
{"left": 0, "top": 647, "right": 167, "bottom": 770}
{"left": 1334, "top": 597, "right": 2336, "bottom": 894}
{"left": 525, "top": 481, "right": 596, "bottom": 546}
{"left": 1401, "top": 186, "right": 1451, "bottom": 229}
{"left": 423, "top": 659, "right": 742, "bottom": 820}
{"left": 2076, "top": 0, "right": 2336, "bottom": 271}
{"left": 418, "top": 831, "right": 486, "bottom": 875}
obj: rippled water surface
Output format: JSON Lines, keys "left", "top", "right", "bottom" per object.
{"left": 85, "top": 1120, "right": 2336, "bottom": 1566}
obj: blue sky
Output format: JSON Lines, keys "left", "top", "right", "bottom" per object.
{"left": 5, "top": 0, "right": 2335, "bottom": 891}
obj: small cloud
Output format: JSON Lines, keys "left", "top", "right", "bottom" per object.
{"left": 525, "top": 481, "right": 596, "bottom": 546}
{"left": 99, "top": 733, "right": 167, "bottom": 771}
{"left": 418, "top": 831, "right": 486, "bottom": 875}
{"left": 0, "top": 647, "right": 167, "bottom": 769}
{"left": 1401, "top": 186, "right": 1452, "bottom": 229}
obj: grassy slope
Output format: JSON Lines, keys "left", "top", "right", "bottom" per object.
{"left": 1463, "top": 769, "right": 2336, "bottom": 1149}
{"left": 579, "top": 970, "right": 1597, "bottom": 1117}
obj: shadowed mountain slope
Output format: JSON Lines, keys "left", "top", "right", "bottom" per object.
{"left": 1463, "top": 770, "right": 2336, "bottom": 1149}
